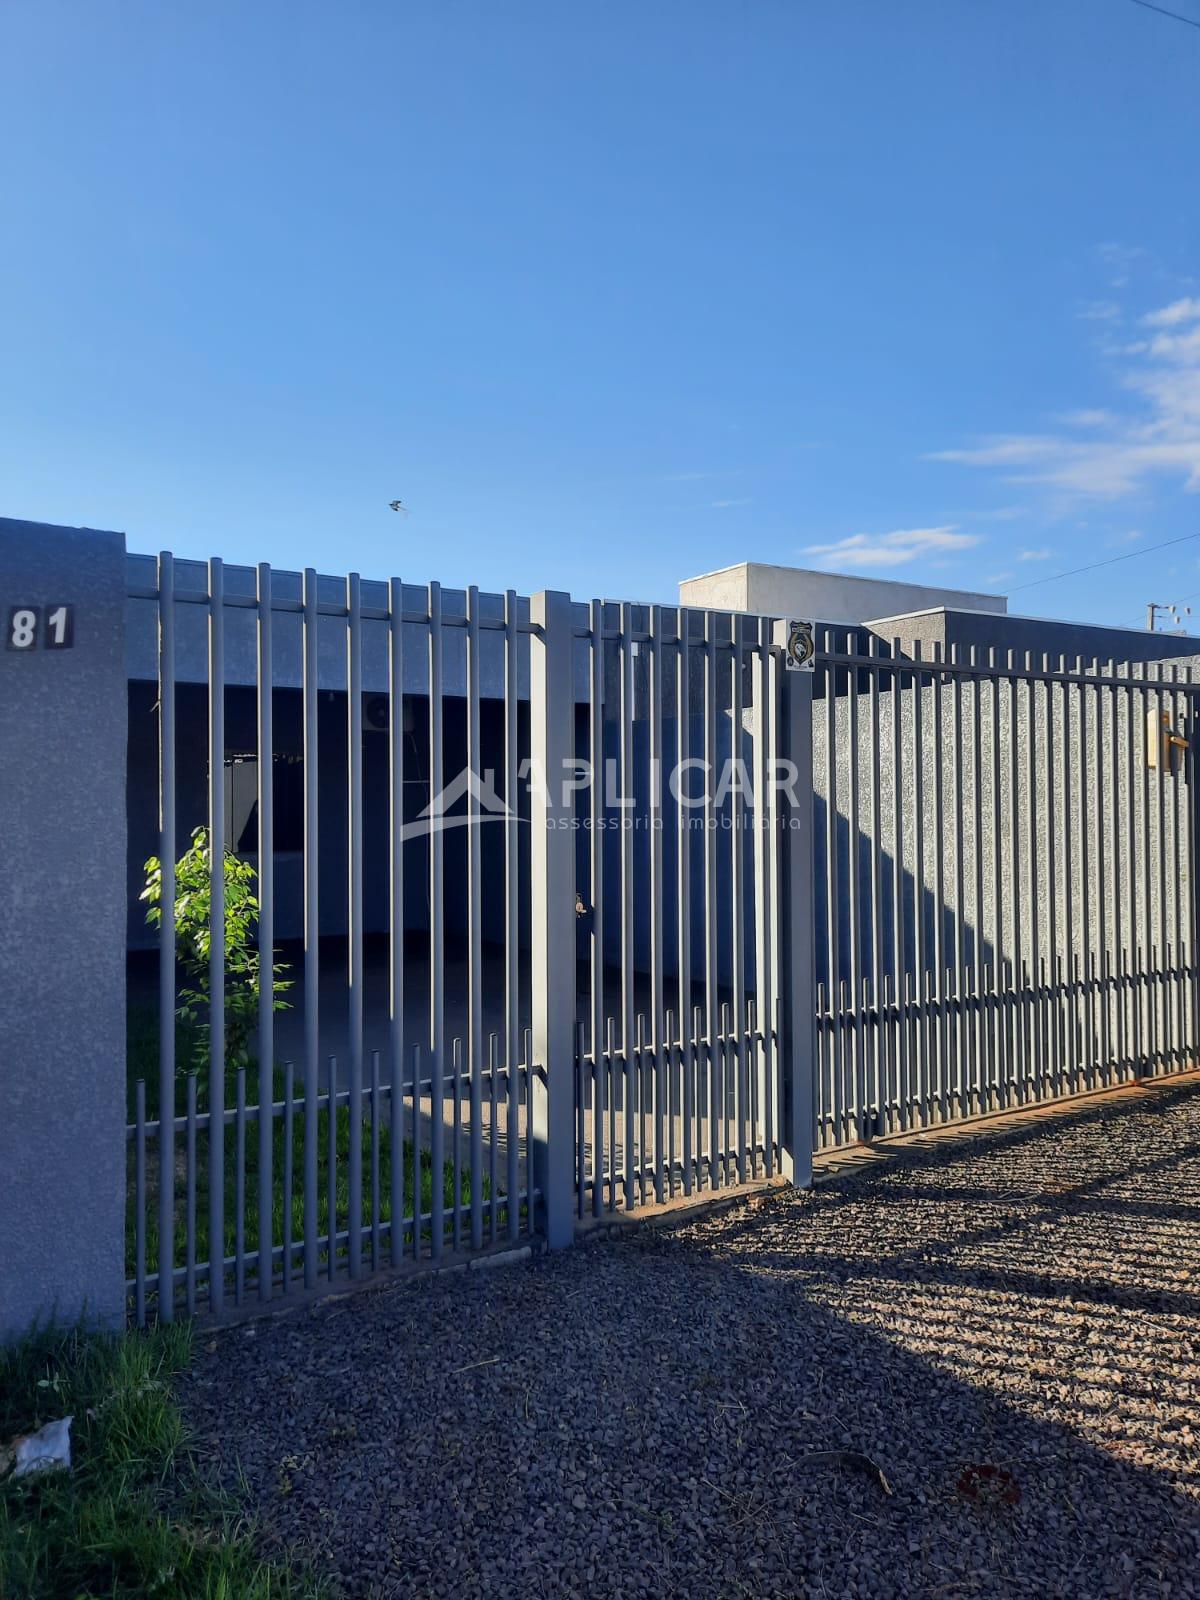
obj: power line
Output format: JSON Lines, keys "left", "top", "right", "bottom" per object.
{"left": 1007, "top": 528, "right": 1200, "bottom": 593}
{"left": 1130, "top": 0, "right": 1200, "bottom": 29}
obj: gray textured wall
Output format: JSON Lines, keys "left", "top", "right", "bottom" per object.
{"left": 813, "top": 660, "right": 1197, "bottom": 1025}
{"left": 0, "top": 517, "right": 128, "bottom": 1338}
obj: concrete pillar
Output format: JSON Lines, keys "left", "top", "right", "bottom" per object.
{"left": 0, "top": 517, "right": 128, "bottom": 1337}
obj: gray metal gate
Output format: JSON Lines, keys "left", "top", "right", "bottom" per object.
{"left": 811, "top": 628, "right": 1198, "bottom": 1146}
{"left": 568, "top": 604, "right": 807, "bottom": 1217}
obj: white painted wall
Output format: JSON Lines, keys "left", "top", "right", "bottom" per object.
{"left": 680, "top": 562, "right": 1007, "bottom": 624}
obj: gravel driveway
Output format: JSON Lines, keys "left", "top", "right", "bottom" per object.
{"left": 184, "top": 1079, "right": 1200, "bottom": 1599}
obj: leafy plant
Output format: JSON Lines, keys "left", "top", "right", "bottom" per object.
{"left": 141, "top": 825, "right": 292, "bottom": 1073}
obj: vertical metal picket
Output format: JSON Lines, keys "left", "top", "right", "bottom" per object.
{"left": 428, "top": 582, "right": 444, "bottom": 1257}
{"left": 156, "top": 552, "right": 176, "bottom": 1321}
{"left": 620, "top": 605, "right": 636, "bottom": 1210}
{"left": 347, "top": 573, "right": 364, "bottom": 1276}
{"left": 388, "top": 576, "right": 405, "bottom": 1266}
{"left": 677, "top": 609, "right": 694, "bottom": 1195}
{"left": 302, "top": 568, "right": 320, "bottom": 1289}
{"left": 648, "top": 605, "right": 666, "bottom": 1203}
{"left": 207, "top": 557, "right": 226, "bottom": 1316}
{"left": 587, "top": 600, "right": 605, "bottom": 1215}
{"left": 467, "top": 586, "right": 484, "bottom": 1250}
{"left": 504, "top": 590, "right": 521, "bottom": 1238}
{"left": 256, "top": 563, "right": 274, "bottom": 1301}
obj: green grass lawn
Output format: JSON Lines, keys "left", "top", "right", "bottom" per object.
{"left": 126, "top": 1007, "right": 496, "bottom": 1300}
{"left": 0, "top": 1323, "right": 325, "bottom": 1599}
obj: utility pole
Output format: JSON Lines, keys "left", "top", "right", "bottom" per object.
{"left": 1147, "top": 602, "right": 1193, "bottom": 633}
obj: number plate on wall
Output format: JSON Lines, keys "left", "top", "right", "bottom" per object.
{"left": 6, "top": 605, "right": 75, "bottom": 650}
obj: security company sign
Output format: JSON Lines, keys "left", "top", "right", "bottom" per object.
{"left": 784, "top": 619, "right": 815, "bottom": 672}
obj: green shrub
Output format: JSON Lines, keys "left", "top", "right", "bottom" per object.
{"left": 141, "top": 826, "right": 292, "bottom": 1074}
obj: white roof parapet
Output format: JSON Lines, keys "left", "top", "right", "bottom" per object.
{"left": 679, "top": 561, "right": 1006, "bottom": 626}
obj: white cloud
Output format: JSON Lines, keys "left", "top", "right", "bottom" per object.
{"left": 711, "top": 498, "right": 751, "bottom": 509}
{"left": 1057, "top": 409, "right": 1116, "bottom": 428}
{"left": 1076, "top": 302, "right": 1121, "bottom": 322}
{"left": 803, "top": 525, "right": 980, "bottom": 569}
{"left": 929, "top": 291, "right": 1200, "bottom": 499}
{"left": 1147, "top": 325, "right": 1200, "bottom": 363}
{"left": 1143, "top": 298, "right": 1200, "bottom": 329}
{"left": 1018, "top": 548, "right": 1054, "bottom": 560}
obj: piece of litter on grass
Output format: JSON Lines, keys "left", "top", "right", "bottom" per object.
{"left": 796, "top": 1449, "right": 893, "bottom": 1496}
{"left": 4, "top": 1416, "right": 74, "bottom": 1478}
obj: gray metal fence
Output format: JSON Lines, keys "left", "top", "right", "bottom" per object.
{"left": 128, "top": 558, "right": 542, "bottom": 1324}
{"left": 125, "top": 561, "right": 810, "bottom": 1324}
{"left": 124, "top": 554, "right": 1196, "bottom": 1327}
{"left": 811, "top": 629, "right": 1198, "bottom": 1146}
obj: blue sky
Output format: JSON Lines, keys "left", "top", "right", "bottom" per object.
{"left": 2, "top": 1, "right": 1199, "bottom": 626}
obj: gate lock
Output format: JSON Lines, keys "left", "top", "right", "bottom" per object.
{"left": 1147, "top": 710, "right": 1189, "bottom": 774}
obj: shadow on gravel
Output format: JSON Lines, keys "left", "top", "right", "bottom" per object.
{"left": 184, "top": 1083, "right": 1200, "bottom": 1600}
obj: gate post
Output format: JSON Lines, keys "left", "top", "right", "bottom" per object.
{"left": 0, "top": 518, "right": 128, "bottom": 1338}
{"left": 775, "top": 627, "right": 817, "bottom": 1186}
{"left": 529, "top": 590, "right": 577, "bottom": 1247}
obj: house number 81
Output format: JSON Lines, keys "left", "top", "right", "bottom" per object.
{"left": 6, "top": 604, "right": 75, "bottom": 650}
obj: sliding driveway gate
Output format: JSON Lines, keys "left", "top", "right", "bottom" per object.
{"left": 123, "top": 554, "right": 1198, "bottom": 1326}
{"left": 811, "top": 627, "right": 1199, "bottom": 1146}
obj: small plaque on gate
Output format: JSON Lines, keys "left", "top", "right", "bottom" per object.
{"left": 784, "top": 619, "right": 816, "bottom": 672}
